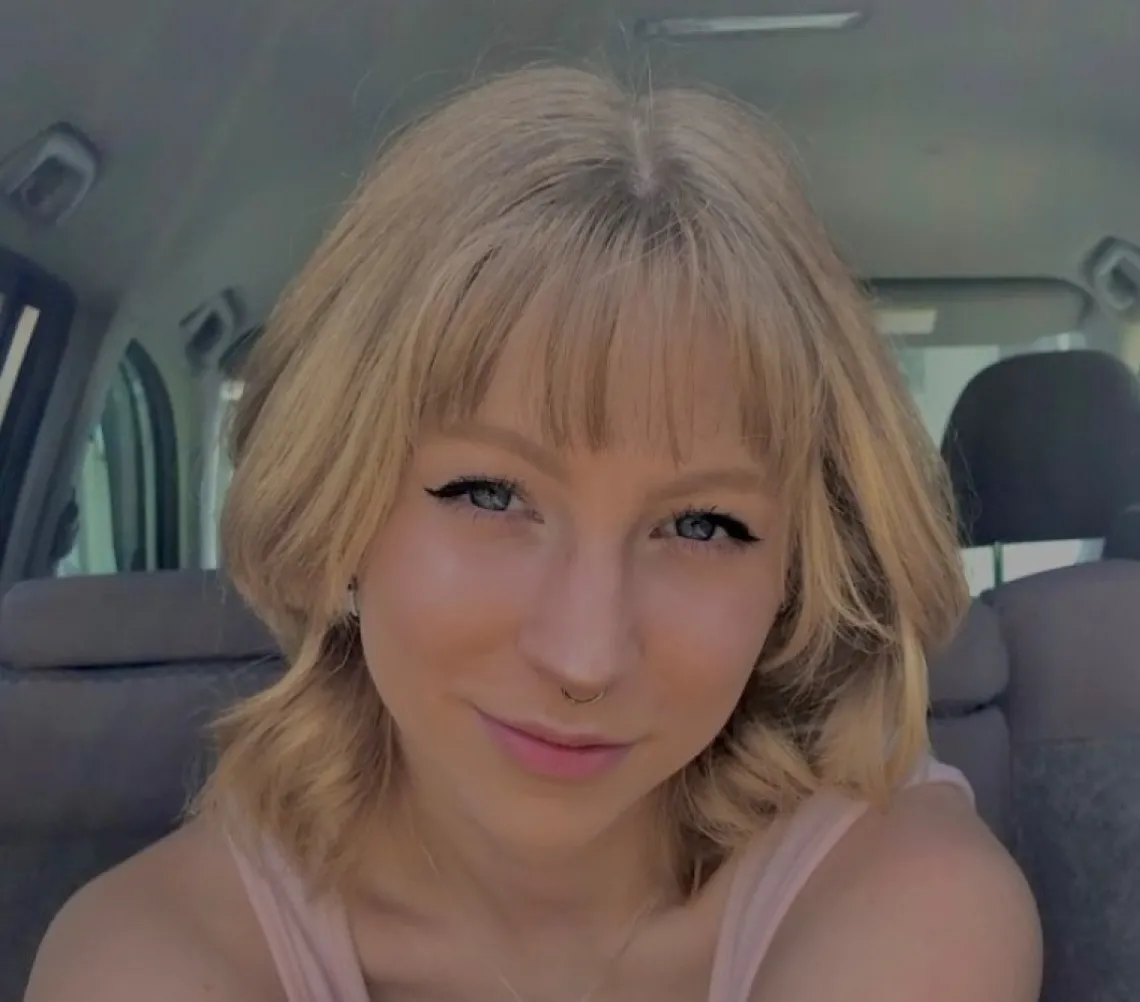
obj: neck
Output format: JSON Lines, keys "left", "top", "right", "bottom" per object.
{"left": 389, "top": 772, "right": 675, "bottom": 936}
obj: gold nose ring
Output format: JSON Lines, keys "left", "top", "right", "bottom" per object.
{"left": 561, "top": 687, "right": 606, "bottom": 705}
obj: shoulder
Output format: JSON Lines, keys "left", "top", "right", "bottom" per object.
{"left": 751, "top": 781, "right": 1042, "bottom": 1002}
{"left": 24, "top": 818, "right": 283, "bottom": 1002}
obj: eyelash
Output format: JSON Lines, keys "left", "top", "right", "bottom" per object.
{"left": 665, "top": 506, "right": 760, "bottom": 549}
{"left": 425, "top": 475, "right": 528, "bottom": 517}
{"left": 424, "top": 476, "right": 761, "bottom": 549}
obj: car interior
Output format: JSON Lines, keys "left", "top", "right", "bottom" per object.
{"left": 2, "top": 1, "right": 1140, "bottom": 999}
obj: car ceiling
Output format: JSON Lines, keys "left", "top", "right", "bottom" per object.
{"left": 1, "top": 0, "right": 1138, "bottom": 335}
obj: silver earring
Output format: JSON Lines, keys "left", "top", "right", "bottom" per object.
{"left": 561, "top": 687, "right": 606, "bottom": 706}
{"left": 346, "top": 579, "right": 360, "bottom": 619}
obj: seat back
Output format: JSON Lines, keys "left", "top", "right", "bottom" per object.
{"left": 930, "top": 560, "right": 1140, "bottom": 1001}
{"left": 0, "top": 571, "right": 280, "bottom": 1002}
{"left": 927, "top": 600, "right": 1012, "bottom": 842}
{"left": 990, "top": 561, "right": 1140, "bottom": 1002}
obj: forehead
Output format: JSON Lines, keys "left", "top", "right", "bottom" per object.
{"left": 473, "top": 296, "right": 751, "bottom": 462}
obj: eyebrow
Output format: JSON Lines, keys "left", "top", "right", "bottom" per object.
{"left": 448, "top": 422, "right": 767, "bottom": 501}
{"left": 451, "top": 423, "right": 568, "bottom": 480}
{"left": 645, "top": 467, "right": 767, "bottom": 505}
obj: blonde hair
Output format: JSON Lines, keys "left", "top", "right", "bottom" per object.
{"left": 202, "top": 65, "right": 968, "bottom": 893}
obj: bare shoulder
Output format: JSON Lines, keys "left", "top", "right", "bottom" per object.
{"left": 752, "top": 782, "right": 1042, "bottom": 1002}
{"left": 24, "top": 817, "right": 282, "bottom": 1002}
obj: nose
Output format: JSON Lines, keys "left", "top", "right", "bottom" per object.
{"left": 517, "top": 538, "right": 641, "bottom": 700}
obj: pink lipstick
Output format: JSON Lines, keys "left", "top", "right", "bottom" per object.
{"left": 477, "top": 711, "right": 631, "bottom": 780}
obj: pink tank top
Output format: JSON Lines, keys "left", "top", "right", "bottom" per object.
{"left": 231, "top": 756, "right": 971, "bottom": 1002}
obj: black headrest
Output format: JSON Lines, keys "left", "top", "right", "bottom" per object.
{"left": 941, "top": 350, "right": 1140, "bottom": 545}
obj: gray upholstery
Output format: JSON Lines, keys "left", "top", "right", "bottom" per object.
{"left": 990, "top": 561, "right": 1140, "bottom": 1002}
{"left": 929, "top": 560, "right": 1140, "bottom": 1001}
{"left": 995, "top": 561, "right": 1140, "bottom": 743}
{"left": 928, "top": 601, "right": 1012, "bottom": 841}
{"left": 935, "top": 347, "right": 1140, "bottom": 1001}
{"left": 0, "top": 572, "right": 282, "bottom": 1002}
{"left": 929, "top": 598, "right": 1008, "bottom": 711}
{"left": 0, "top": 571, "right": 275, "bottom": 670}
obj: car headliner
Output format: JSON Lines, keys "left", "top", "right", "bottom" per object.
{"left": 0, "top": 0, "right": 1135, "bottom": 338}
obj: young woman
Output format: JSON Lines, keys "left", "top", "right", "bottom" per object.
{"left": 27, "top": 66, "right": 1041, "bottom": 1002}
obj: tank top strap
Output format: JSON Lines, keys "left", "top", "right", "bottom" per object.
{"left": 706, "top": 756, "right": 973, "bottom": 1002}
{"left": 228, "top": 834, "right": 371, "bottom": 1002}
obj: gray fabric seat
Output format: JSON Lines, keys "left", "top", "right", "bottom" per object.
{"left": 0, "top": 571, "right": 281, "bottom": 1002}
{"left": 994, "top": 561, "right": 1140, "bottom": 1002}
{"left": 936, "top": 349, "right": 1140, "bottom": 1002}
{"left": 928, "top": 599, "right": 1012, "bottom": 842}
{"left": 929, "top": 561, "right": 1140, "bottom": 1002}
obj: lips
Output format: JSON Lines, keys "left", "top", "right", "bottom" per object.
{"left": 476, "top": 711, "right": 632, "bottom": 780}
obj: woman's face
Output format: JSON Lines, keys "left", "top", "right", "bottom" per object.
{"left": 355, "top": 332, "right": 786, "bottom": 854}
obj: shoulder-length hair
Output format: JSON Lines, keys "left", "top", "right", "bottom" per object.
{"left": 200, "top": 65, "right": 968, "bottom": 894}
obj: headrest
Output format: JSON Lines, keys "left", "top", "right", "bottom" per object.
{"left": 0, "top": 571, "right": 277, "bottom": 669}
{"left": 941, "top": 350, "right": 1140, "bottom": 545}
{"left": 928, "top": 600, "right": 1008, "bottom": 712}
{"left": 1103, "top": 503, "right": 1140, "bottom": 561}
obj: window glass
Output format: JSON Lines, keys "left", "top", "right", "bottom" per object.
{"left": 55, "top": 342, "right": 178, "bottom": 575}
{"left": 200, "top": 377, "right": 243, "bottom": 569}
{"left": 0, "top": 304, "right": 41, "bottom": 429}
{"left": 896, "top": 344, "right": 1001, "bottom": 440}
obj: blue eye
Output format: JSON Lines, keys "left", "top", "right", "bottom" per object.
{"left": 669, "top": 508, "right": 759, "bottom": 546}
{"left": 425, "top": 477, "right": 520, "bottom": 512}
{"left": 676, "top": 512, "right": 719, "bottom": 541}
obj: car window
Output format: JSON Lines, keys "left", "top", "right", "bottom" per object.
{"left": 0, "top": 250, "right": 76, "bottom": 577}
{"left": 0, "top": 304, "right": 41, "bottom": 430}
{"left": 200, "top": 377, "right": 243, "bottom": 569}
{"left": 55, "top": 341, "right": 178, "bottom": 575}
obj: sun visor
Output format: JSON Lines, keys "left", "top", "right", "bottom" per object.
{"left": 871, "top": 279, "right": 1093, "bottom": 346}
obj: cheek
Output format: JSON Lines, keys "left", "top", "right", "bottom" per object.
{"left": 641, "top": 556, "right": 782, "bottom": 730}
{"left": 356, "top": 510, "right": 537, "bottom": 684}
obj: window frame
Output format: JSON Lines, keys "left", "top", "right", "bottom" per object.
{"left": 53, "top": 340, "right": 180, "bottom": 576}
{"left": 0, "top": 249, "right": 76, "bottom": 569}
{"left": 122, "top": 341, "right": 179, "bottom": 569}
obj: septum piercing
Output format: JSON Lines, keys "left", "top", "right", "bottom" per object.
{"left": 561, "top": 687, "right": 606, "bottom": 705}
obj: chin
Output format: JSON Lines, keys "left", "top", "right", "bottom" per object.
{"left": 451, "top": 766, "right": 652, "bottom": 857}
